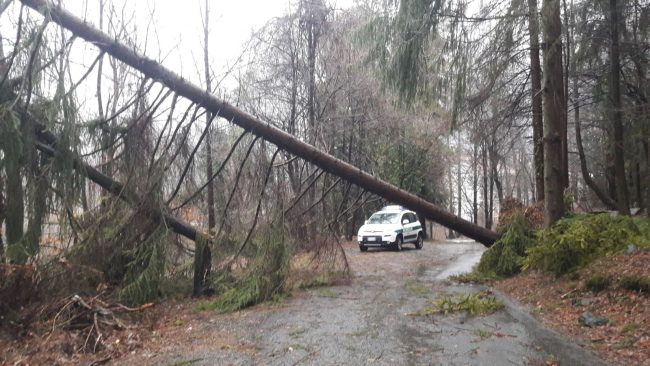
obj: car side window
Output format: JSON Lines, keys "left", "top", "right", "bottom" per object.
{"left": 410, "top": 213, "right": 418, "bottom": 223}
{"left": 401, "top": 214, "right": 409, "bottom": 224}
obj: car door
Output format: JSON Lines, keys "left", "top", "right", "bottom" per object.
{"left": 401, "top": 213, "right": 415, "bottom": 242}
{"left": 399, "top": 213, "right": 409, "bottom": 240}
{"left": 409, "top": 213, "right": 421, "bottom": 235}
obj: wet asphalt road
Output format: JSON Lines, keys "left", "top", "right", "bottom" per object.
{"left": 148, "top": 240, "right": 564, "bottom": 366}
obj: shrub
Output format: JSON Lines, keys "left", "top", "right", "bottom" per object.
{"left": 495, "top": 198, "right": 544, "bottom": 233}
{"left": 525, "top": 214, "right": 650, "bottom": 276}
{"left": 477, "top": 214, "right": 536, "bottom": 277}
{"left": 619, "top": 275, "right": 650, "bottom": 293}
{"left": 584, "top": 274, "right": 611, "bottom": 292}
{"left": 200, "top": 223, "right": 293, "bottom": 313}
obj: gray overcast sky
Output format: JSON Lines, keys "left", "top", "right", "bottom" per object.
{"left": 0, "top": 0, "right": 355, "bottom": 117}
{"left": 67, "top": 0, "right": 355, "bottom": 89}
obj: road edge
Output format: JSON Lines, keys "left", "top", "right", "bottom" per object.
{"left": 489, "top": 288, "right": 610, "bottom": 366}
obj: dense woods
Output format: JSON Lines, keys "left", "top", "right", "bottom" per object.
{"left": 0, "top": 0, "right": 648, "bottom": 328}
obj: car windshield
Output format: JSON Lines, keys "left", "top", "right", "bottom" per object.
{"left": 367, "top": 213, "right": 400, "bottom": 225}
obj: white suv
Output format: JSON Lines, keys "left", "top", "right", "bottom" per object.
{"left": 357, "top": 206, "right": 424, "bottom": 252}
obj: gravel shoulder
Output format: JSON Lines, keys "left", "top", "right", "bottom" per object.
{"left": 123, "top": 240, "right": 602, "bottom": 365}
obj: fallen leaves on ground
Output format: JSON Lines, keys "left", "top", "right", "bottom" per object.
{"left": 496, "top": 250, "right": 650, "bottom": 366}
{"left": 0, "top": 297, "right": 261, "bottom": 365}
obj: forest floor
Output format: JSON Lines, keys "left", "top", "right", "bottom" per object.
{"left": 2, "top": 240, "right": 623, "bottom": 365}
{"left": 495, "top": 250, "right": 650, "bottom": 366}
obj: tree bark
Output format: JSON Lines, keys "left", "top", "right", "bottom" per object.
{"left": 456, "top": 133, "right": 462, "bottom": 224}
{"left": 472, "top": 143, "right": 478, "bottom": 224}
{"left": 203, "top": 0, "right": 216, "bottom": 231}
{"left": 541, "top": 0, "right": 566, "bottom": 226}
{"left": 481, "top": 143, "right": 491, "bottom": 229}
{"left": 1, "top": 119, "right": 24, "bottom": 255}
{"left": 574, "top": 89, "right": 618, "bottom": 210}
{"left": 609, "top": 0, "right": 630, "bottom": 215}
{"left": 447, "top": 133, "right": 455, "bottom": 238}
{"left": 561, "top": 0, "right": 570, "bottom": 190}
{"left": 198, "top": 0, "right": 214, "bottom": 296}
{"left": 643, "top": 132, "right": 650, "bottom": 217}
{"left": 20, "top": 0, "right": 500, "bottom": 246}
{"left": 0, "top": 176, "right": 5, "bottom": 262}
{"left": 528, "top": 0, "right": 545, "bottom": 201}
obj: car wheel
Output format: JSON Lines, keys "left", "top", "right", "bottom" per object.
{"left": 415, "top": 233, "right": 423, "bottom": 249}
{"left": 360, "top": 245, "right": 368, "bottom": 252}
{"left": 394, "top": 236, "right": 403, "bottom": 251}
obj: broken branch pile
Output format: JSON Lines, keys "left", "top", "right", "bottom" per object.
{"left": 48, "top": 295, "right": 153, "bottom": 354}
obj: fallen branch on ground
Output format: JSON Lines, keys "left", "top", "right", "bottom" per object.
{"left": 48, "top": 294, "right": 154, "bottom": 353}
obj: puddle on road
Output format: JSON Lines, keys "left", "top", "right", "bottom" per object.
{"left": 446, "top": 238, "right": 477, "bottom": 244}
{"left": 432, "top": 249, "right": 485, "bottom": 280}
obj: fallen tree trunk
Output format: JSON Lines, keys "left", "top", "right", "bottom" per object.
{"left": 20, "top": 0, "right": 500, "bottom": 246}
{"left": 34, "top": 126, "right": 213, "bottom": 296}
{"left": 34, "top": 136, "right": 205, "bottom": 243}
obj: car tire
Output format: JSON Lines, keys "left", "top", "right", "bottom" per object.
{"left": 415, "top": 233, "right": 423, "bottom": 250}
{"left": 394, "top": 235, "right": 403, "bottom": 252}
{"left": 360, "top": 245, "right": 368, "bottom": 252}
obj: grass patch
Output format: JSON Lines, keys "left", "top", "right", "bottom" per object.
{"left": 316, "top": 288, "right": 338, "bottom": 298}
{"left": 451, "top": 271, "right": 499, "bottom": 284}
{"left": 173, "top": 319, "right": 186, "bottom": 327}
{"left": 621, "top": 322, "right": 641, "bottom": 333}
{"left": 616, "top": 337, "right": 636, "bottom": 349}
{"left": 619, "top": 275, "right": 650, "bottom": 293}
{"left": 473, "top": 329, "right": 492, "bottom": 340}
{"left": 347, "top": 329, "right": 373, "bottom": 337}
{"left": 584, "top": 274, "right": 611, "bottom": 292}
{"left": 411, "top": 291, "right": 504, "bottom": 317}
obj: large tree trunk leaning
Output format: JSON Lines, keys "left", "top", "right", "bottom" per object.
{"left": 608, "top": 0, "right": 630, "bottom": 215}
{"left": 19, "top": 0, "right": 500, "bottom": 245}
{"left": 527, "top": 0, "right": 544, "bottom": 201}
{"left": 570, "top": 33, "right": 617, "bottom": 211}
{"left": 541, "top": 0, "right": 566, "bottom": 226}
{"left": 574, "top": 91, "right": 618, "bottom": 210}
